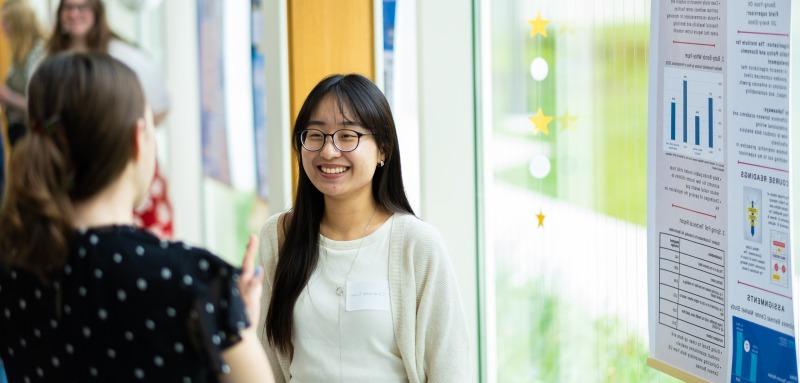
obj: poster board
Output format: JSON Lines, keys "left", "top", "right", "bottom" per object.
{"left": 197, "top": 0, "right": 230, "bottom": 184}
{"left": 647, "top": 1, "right": 797, "bottom": 382}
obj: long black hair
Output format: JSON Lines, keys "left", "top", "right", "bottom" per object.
{"left": 266, "top": 74, "right": 414, "bottom": 353}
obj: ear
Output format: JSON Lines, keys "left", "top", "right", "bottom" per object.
{"left": 131, "top": 117, "right": 147, "bottom": 160}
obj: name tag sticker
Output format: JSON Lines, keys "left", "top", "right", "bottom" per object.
{"left": 345, "top": 281, "right": 390, "bottom": 311}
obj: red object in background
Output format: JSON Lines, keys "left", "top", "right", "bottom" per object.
{"left": 134, "top": 164, "right": 174, "bottom": 239}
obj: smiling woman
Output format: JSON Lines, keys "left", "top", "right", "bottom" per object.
{"left": 300, "top": 93, "right": 383, "bottom": 200}
{"left": 257, "top": 74, "right": 472, "bottom": 383}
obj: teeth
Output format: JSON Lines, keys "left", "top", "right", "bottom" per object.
{"left": 321, "top": 167, "right": 347, "bottom": 174}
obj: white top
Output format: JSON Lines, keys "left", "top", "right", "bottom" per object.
{"left": 108, "top": 39, "right": 170, "bottom": 115}
{"left": 290, "top": 215, "right": 406, "bottom": 383}
{"left": 258, "top": 213, "right": 474, "bottom": 383}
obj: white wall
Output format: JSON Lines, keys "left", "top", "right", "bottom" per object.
{"left": 262, "top": 0, "right": 293, "bottom": 213}
{"left": 392, "top": 0, "right": 421, "bottom": 215}
{"left": 163, "top": 0, "right": 203, "bottom": 244}
{"left": 416, "top": 0, "right": 482, "bottom": 379}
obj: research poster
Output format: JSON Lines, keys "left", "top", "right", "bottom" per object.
{"left": 648, "top": 1, "right": 796, "bottom": 382}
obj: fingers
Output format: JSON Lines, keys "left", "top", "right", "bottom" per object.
{"left": 240, "top": 267, "right": 263, "bottom": 326}
{"left": 238, "top": 235, "right": 263, "bottom": 326}
{"left": 240, "top": 234, "right": 258, "bottom": 278}
{"left": 242, "top": 266, "right": 263, "bottom": 294}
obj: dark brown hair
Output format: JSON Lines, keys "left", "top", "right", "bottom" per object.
{"left": 47, "top": 0, "right": 114, "bottom": 54}
{"left": 0, "top": 53, "right": 145, "bottom": 278}
{"left": 265, "top": 74, "right": 414, "bottom": 353}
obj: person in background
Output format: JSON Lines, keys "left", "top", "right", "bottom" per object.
{"left": 258, "top": 74, "right": 472, "bottom": 383}
{"left": 0, "top": 0, "right": 45, "bottom": 197}
{"left": 48, "top": 0, "right": 174, "bottom": 238}
{"left": 0, "top": 52, "right": 273, "bottom": 383}
{"left": 0, "top": 0, "right": 44, "bottom": 143}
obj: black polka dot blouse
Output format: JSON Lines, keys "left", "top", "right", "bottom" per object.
{"left": 0, "top": 225, "right": 249, "bottom": 382}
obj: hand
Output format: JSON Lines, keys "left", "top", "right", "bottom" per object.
{"left": 238, "top": 235, "right": 263, "bottom": 330}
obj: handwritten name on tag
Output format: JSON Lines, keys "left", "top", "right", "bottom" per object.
{"left": 346, "top": 280, "right": 391, "bottom": 311}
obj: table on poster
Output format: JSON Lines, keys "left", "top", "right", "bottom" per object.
{"left": 659, "top": 233, "right": 726, "bottom": 348}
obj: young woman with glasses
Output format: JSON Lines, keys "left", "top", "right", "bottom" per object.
{"left": 48, "top": 0, "right": 174, "bottom": 239}
{"left": 0, "top": 53, "right": 272, "bottom": 383}
{"left": 258, "top": 74, "right": 471, "bottom": 382}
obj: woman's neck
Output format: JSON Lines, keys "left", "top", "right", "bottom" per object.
{"left": 321, "top": 194, "right": 389, "bottom": 241}
{"left": 71, "top": 177, "right": 137, "bottom": 230}
{"left": 70, "top": 39, "right": 89, "bottom": 53}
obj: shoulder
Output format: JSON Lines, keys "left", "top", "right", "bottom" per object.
{"left": 391, "top": 214, "right": 451, "bottom": 271}
{"left": 28, "top": 41, "right": 45, "bottom": 61}
{"left": 260, "top": 211, "right": 286, "bottom": 235}
{"left": 87, "top": 226, "right": 237, "bottom": 295}
{"left": 393, "top": 214, "right": 447, "bottom": 251}
{"left": 257, "top": 210, "right": 292, "bottom": 270}
{"left": 108, "top": 39, "right": 154, "bottom": 72}
{"left": 259, "top": 211, "right": 292, "bottom": 245}
{"left": 108, "top": 39, "right": 145, "bottom": 59}
{"left": 156, "top": 240, "right": 236, "bottom": 287}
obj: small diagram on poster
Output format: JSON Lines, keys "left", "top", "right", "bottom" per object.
{"left": 769, "top": 231, "right": 788, "bottom": 287}
{"left": 742, "top": 187, "right": 762, "bottom": 243}
{"left": 662, "top": 67, "right": 724, "bottom": 163}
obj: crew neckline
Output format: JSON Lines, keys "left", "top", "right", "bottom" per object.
{"left": 319, "top": 214, "right": 395, "bottom": 251}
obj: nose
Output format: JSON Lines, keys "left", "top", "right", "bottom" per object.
{"left": 63, "top": 10, "right": 81, "bottom": 19}
{"left": 319, "top": 136, "right": 341, "bottom": 159}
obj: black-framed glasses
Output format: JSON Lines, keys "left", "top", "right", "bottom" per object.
{"left": 62, "top": 2, "right": 92, "bottom": 13}
{"left": 299, "top": 129, "right": 373, "bottom": 152}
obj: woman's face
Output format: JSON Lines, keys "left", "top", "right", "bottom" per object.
{"left": 300, "top": 93, "right": 383, "bottom": 202}
{"left": 59, "top": 0, "right": 94, "bottom": 41}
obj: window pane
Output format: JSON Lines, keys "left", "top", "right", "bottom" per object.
{"left": 484, "top": 1, "right": 678, "bottom": 381}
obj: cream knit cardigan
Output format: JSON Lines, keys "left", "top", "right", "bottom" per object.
{"left": 257, "top": 212, "right": 473, "bottom": 383}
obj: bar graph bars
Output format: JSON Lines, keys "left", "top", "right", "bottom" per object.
{"left": 683, "top": 80, "right": 688, "bottom": 143}
{"left": 708, "top": 97, "right": 713, "bottom": 148}
{"left": 670, "top": 99, "right": 676, "bottom": 141}
{"left": 662, "top": 67, "right": 723, "bottom": 163}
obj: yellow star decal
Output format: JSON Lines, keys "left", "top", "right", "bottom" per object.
{"left": 536, "top": 210, "right": 546, "bottom": 228}
{"left": 528, "top": 12, "right": 549, "bottom": 38}
{"left": 529, "top": 108, "right": 553, "bottom": 135}
{"left": 559, "top": 111, "right": 577, "bottom": 130}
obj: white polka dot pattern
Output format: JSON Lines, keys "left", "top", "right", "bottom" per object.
{"left": 0, "top": 225, "right": 247, "bottom": 381}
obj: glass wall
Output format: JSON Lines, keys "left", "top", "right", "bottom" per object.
{"left": 483, "top": 0, "right": 676, "bottom": 381}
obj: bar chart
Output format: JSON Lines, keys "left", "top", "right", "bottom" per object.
{"left": 662, "top": 67, "right": 723, "bottom": 163}
{"left": 731, "top": 316, "right": 798, "bottom": 382}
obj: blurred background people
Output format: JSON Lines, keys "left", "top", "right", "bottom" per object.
{"left": 0, "top": 0, "right": 45, "bottom": 197}
{"left": 48, "top": 0, "right": 173, "bottom": 238}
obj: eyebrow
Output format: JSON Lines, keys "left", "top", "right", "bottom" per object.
{"left": 306, "top": 119, "right": 363, "bottom": 126}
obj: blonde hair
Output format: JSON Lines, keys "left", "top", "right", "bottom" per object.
{"left": 1, "top": 0, "right": 44, "bottom": 66}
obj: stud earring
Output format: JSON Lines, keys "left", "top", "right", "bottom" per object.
{"left": 379, "top": 160, "right": 385, "bottom": 167}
